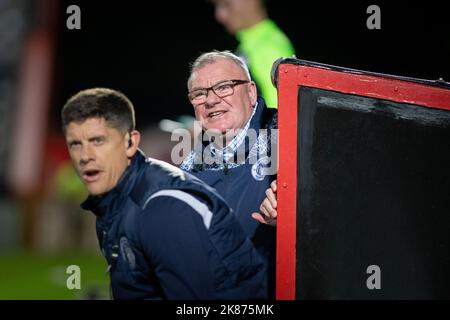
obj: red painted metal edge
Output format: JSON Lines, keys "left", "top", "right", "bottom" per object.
{"left": 295, "top": 66, "right": 450, "bottom": 110}
{"left": 276, "top": 64, "right": 299, "bottom": 300}
{"left": 275, "top": 62, "right": 450, "bottom": 300}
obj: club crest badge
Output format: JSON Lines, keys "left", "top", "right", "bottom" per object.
{"left": 251, "top": 156, "right": 271, "bottom": 181}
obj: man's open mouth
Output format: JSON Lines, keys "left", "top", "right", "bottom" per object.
{"left": 208, "top": 110, "right": 227, "bottom": 119}
{"left": 82, "top": 169, "right": 101, "bottom": 183}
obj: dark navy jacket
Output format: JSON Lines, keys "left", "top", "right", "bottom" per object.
{"left": 180, "top": 97, "right": 277, "bottom": 298}
{"left": 81, "top": 151, "right": 267, "bottom": 300}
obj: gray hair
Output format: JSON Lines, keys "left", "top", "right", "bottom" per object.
{"left": 187, "top": 50, "right": 251, "bottom": 89}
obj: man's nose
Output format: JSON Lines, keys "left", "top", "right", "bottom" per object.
{"left": 205, "top": 88, "right": 221, "bottom": 107}
{"left": 79, "top": 144, "right": 94, "bottom": 164}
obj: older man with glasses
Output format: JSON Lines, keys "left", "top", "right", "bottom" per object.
{"left": 181, "top": 50, "right": 278, "bottom": 298}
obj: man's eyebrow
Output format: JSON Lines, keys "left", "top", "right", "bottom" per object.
{"left": 67, "top": 135, "right": 106, "bottom": 144}
{"left": 88, "top": 135, "right": 106, "bottom": 142}
{"left": 190, "top": 80, "right": 230, "bottom": 91}
{"left": 189, "top": 84, "right": 207, "bottom": 91}
{"left": 67, "top": 138, "right": 80, "bottom": 145}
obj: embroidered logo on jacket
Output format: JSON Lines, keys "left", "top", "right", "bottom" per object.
{"left": 120, "top": 237, "right": 136, "bottom": 270}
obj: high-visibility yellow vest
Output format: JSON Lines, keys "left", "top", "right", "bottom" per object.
{"left": 236, "top": 19, "right": 295, "bottom": 109}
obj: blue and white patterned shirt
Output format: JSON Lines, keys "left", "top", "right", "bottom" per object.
{"left": 181, "top": 102, "right": 258, "bottom": 171}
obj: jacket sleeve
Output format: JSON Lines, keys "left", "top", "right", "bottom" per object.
{"left": 135, "top": 192, "right": 216, "bottom": 299}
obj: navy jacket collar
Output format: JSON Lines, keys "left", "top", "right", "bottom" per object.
{"left": 249, "top": 96, "right": 267, "bottom": 131}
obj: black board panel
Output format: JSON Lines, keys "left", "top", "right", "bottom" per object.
{"left": 296, "top": 87, "right": 450, "bottom": 299}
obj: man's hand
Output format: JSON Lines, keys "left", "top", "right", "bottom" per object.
{"left": 252, "top": 180, "right": 277, "bottom": 226}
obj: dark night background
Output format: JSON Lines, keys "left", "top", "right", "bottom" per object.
{"left": 54, "top": 1, "right": 449, "bottom": 132}
{"left": 0, "top": 0, "right": 448, "bottom": 300}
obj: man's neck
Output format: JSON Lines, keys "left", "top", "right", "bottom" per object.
{"left": 240, "top": 0, "right": 268, "bottom": 30}
{"left": 243, "top": 13, "right": 267, "bottom": 30}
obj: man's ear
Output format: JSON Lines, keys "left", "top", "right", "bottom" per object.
{"left": 125, "top": 130, "right": 141, "bottom": 158}
{"left": 248, "top": 81, "right": 258, "bottom": 106}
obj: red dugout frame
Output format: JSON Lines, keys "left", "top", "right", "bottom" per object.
{"left": 274, "top": 59, "right": 450, "bottom": 299}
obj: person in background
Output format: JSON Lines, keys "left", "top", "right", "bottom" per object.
{"left": 61, "top": 87, "right": 267, "bottom": 300}
{"left": 211, "top": 0, "right": 295, "bottom": 108}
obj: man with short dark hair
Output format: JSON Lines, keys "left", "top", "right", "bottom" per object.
{"left": 62, "top": 87, "right": 267, "bottom": 300}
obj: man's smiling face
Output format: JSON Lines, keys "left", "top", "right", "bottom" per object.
{"left": 189, "top": 59, "right": 257, "bottom": 136}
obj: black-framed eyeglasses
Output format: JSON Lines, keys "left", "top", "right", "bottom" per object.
{"left": 188, "top": 79, "right": 249, "bottom": 104}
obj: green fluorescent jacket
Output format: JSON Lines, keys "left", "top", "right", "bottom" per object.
{"left": 236, "top": 19, "right": 295, "bottom": 109}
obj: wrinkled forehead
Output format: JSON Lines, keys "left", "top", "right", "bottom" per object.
{"left": 189, "top": 59, "right": 247, "bottom": 89}
{"left": 64, "top": 117, "right": 128, "bottom": 135}
{"left": 65, "top": 117, "right": 121, "bottom": 139}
